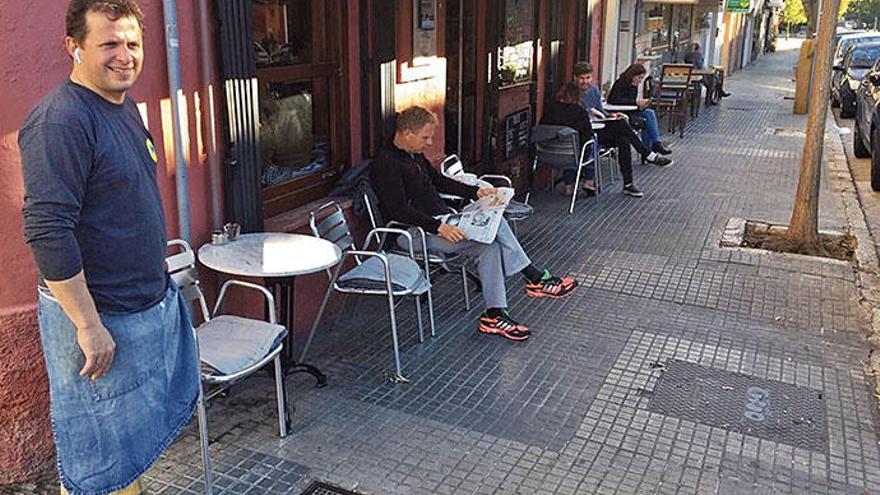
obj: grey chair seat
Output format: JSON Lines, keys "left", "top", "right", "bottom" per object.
{"left": 197, "top": 315, "right": 287, "bottom": 376}
{"left": 505, "top": 200, "right": 533, "bottom": 221}
{"left": 337, "top": 254, "right": 430, "bottom": 295}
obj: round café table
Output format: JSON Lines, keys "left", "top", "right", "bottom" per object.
{"left": 199, "top": 232, "right": 342, "bottom": 387}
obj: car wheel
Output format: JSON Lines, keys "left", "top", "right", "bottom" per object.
{"left": 855, "top": 119, "right": 871, "bottom": 158}
{"left": 872, "top": 127, "right": 880, "bottom": 191}
{"left": 841, "top": 93, "right": 856, "bottom": 118}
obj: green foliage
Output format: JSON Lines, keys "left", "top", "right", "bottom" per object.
{"left": 783, "top": 0, "right": 808, "bottom": 25}
{"left": 845, "top": 0, "right": 880, "bottom": 27}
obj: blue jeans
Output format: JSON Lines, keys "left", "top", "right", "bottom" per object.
{"left": 39, "top": 282, "right": 199, "bottom": 495}
{"left": 636, "top": 108, "right": 661, "bottom": 151}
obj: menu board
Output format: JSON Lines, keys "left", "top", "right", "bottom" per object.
{"left": 504, "top": 108, "right": 531, "bottom": 159}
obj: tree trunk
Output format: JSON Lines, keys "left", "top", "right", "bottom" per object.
{"left": 785, "top": 0, "right": 841, "bottom": 246}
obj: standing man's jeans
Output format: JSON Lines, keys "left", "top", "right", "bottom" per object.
{"left": 403, "top": 220, "right": 531, "bottom": 309}
{"left": 634, "top": 108, "right": 661, "bottom": 150}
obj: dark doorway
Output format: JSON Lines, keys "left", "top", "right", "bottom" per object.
{"left": 444, "top": 0, "right": 478, "bottom": 166}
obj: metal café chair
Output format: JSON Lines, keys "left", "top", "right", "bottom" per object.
{"left": 527, "top": 123, "right": 602, "bottom": 213}
{"left": 166, "top": 239, "right": 289, "bottom": 495}
{"left": 302, "top": 201, "right": 435, "bottom": 383}
{"left": 361, "top": 181, "right": 476, "bottom": 311}
{"left": 439, "top": 154, "right": 534, "bottom": 231}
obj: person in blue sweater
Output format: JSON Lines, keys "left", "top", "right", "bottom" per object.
{"left": 19, "top": 1, "right": 199, "bottom": 493}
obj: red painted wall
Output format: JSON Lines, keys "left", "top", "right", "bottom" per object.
{"left": 0, "top": 0, "right": 222, "bottom": 483}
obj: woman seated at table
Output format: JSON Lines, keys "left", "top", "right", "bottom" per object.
{"left": 542, "top": 82, "right": 663, "bottom": 198}
{"left": 607, "top": 63, "right": 672, "bottom": 156}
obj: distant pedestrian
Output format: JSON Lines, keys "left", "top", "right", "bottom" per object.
{"left": 684, "top": 43, "right": 731, "bottom": 105}
{"left": 19, "top": 1, "right": 199, "bottom": 493}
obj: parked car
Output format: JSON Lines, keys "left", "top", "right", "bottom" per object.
{"left": 853, "top": 56, "right": 880, "bottom": 190}
{"left": 834, "top": 42, "right": 880, "bottom": 118}
{"left": 831, "top": 32, "right": 880, "bottom": 107}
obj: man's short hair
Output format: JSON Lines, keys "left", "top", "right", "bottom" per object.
{"left": 573, "top": 62, "right": 593, "bottom": 76}
{"left": 66, "top": 0, "right": 145, "bottom": 43}
{"left": 396, "top": 106, "right": 438, "bottom": 133}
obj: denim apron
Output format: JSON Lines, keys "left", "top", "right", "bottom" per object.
{"left": 38, "top": 282, "right": 200, "bottom": 495}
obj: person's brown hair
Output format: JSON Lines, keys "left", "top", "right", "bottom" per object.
{"left": 66, "top": 0, "right": 145, "bottom": 44}
{"left": 573, "top": 62, "right": 593, "bottom": 76}
{"left": 554, "top": 82, "right": 581, "bottom": 104}
{"left": 396, "top": 106, "right": 438, "bottom": 133}
{"left": 618, "top": 63, "right": 647, "bottom": 83}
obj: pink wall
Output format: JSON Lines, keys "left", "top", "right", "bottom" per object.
{"left": 0, "top": 0, "right": 222, "bottom": 483}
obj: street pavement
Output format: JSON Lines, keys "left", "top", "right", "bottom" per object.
{"left": 143, "top": 40, "right": 880, "bottom": 495}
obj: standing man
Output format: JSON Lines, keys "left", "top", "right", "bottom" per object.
{"left": 371, "top": 107, "right": 578, "bottom": 341}
{"left": 19, "top": 1, "right": 199, "bottom": 494}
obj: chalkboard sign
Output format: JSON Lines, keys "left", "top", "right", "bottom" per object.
{"left": 504, "top": 108, "right": 531, "bottom": 159}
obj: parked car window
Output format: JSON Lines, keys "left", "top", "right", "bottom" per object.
{"left": 851, "top": 45, "right": 880, "bottom": 69}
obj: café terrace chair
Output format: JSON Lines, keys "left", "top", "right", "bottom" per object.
{"left": 361, "top": 181, "right": 475, "bottom": 311}
{"left": 439, "top": 154, "right": 534, "bottom": 233}
{"left": 527, "top": 124, "right": 599, "bottom": 214}
{"left": 302, "top": 201, "right": 434, "bottom": 383}
{"left": 166, "top": 239, "right": 289, "bottom": 495}
{"left": 653, "top": 64, "right": 693, "bottom": 137}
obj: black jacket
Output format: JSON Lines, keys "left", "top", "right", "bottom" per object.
{"left": 540, "top": 101, "right": 593, "bottom": 146}
{"left": 371, "top": 144, "right": 479, "bottom": 234}
{"left": 607, "top": 79, "right": 639, "bottom": 107}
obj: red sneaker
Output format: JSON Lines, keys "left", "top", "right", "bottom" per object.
{"left": 525, "top": 274, "right": 578, "bottom": 299}
{"left": 479, "top": 312, "right": 530, "bottom": 341}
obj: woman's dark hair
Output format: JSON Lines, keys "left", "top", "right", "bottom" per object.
{"left": 618, "top": 63, "right": 647, "bottom": 83}
{"left": 554, "top": 82, "right": 581, "bottom": 104}
{"left": 66, "top": 0, "right": 145, "bottom": 44}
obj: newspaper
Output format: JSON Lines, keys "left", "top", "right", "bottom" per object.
{"left": 438, "top": 187, "right": 514, "bottom": 244}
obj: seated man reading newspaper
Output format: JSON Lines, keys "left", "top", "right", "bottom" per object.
{"left": 371, "top": 106, "right": 578, "bottom": 341}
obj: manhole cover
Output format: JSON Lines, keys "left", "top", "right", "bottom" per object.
{"left": 300, "top": 481, "right": 365, "bottom": 495}
{"left": 648, "top": 360, "right": 826, "bottom": 451}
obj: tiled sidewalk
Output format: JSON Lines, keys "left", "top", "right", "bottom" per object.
{"left": 146, "top": 43, "right": 880, "bottom": 495}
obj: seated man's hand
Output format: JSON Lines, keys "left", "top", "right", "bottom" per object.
{"left": 437, "top": 223, "right": 468, "bottom": 243}
{"left": 476, "top": 187, "right": 498, "bottom": 198}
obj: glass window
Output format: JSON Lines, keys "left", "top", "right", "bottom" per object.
{"left": 258, "top": 79, "right": 330, "bottom": 188}
{"left": 636, "top": 3, "right": 672, "bottom": 56}
{"left": 498, "top": 0, "right": 535, "bottom": 86}
{"left": 671, "top": 6, "right": 692, "bottom": 53}
{"left": 253, "top": 0, "right": 313, "bottom": 67}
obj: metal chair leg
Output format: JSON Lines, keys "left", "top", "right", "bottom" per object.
{"left": 196, "top": 384, "right": 213, "bottom": 495}
{"left": 273, "top": 354, "right": 289, "bottom": 438}
{"left": 426, "top": 286, "right": 436, "bottom": 338}
{"left": 385, "top": 281, "right": 407, "bottom": 383}
{"left": 461, "top": 265, "right": 471, "bottom": 311}
{"left": 415, "top": 295, "right": 424, "bottom": 343}
{"left": 299, "top": 262, "right": 344, "bottom": 363}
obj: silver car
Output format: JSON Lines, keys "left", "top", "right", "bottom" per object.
{"left": 832, "top": 32, "right": 880, "bottom": 107}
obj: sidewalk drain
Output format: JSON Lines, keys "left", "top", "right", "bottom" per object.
{"left": 648, "top": 360, "right": 827, "bottom": 452}
{"left": 300, "top": 481, "right": 365, "bottom": 495}
{"left": 764, "top": 127, "right": 805, "bottom": 137}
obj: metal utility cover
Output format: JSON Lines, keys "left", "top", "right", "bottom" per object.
{"left": 648, "top": 360, "right": 826, "bottom": 452}
{"left": 300, "top": 481, "right": 365, "bottom": 495}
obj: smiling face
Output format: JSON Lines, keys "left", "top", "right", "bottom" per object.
{"left": 576, "top": 72, "right": 593, "bottom": 92}
{"left": 66, "top": 10, "right": 143, "bottom": 104}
